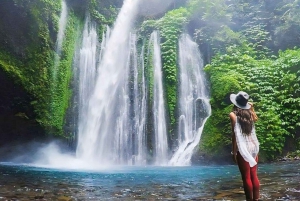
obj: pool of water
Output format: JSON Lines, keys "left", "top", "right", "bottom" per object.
{"left": 0, "top": 161, "right": 300, "bottom": 200}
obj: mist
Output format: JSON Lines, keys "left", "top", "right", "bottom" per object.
{"left": 0, "top": 140, "right": 112, "bottom": 171}
{"left": 138, "top": 0, "right": 175, "bottom": 16}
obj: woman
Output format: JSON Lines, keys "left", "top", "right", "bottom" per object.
{"left": 229, "top": 91, "right": 260, "bottom": 201}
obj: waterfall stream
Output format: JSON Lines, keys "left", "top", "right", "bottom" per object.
{"left": 29, "top": 0, "right": 211, "bottom": 169}
{"left": 53, "top": 0, "right": 68, "bottom": 80}
{"left": 74, "top": 3, "right": 209, "bottom": 167}
{"left": 133, "top": 39, "right": 147, "bottom": 165}
{"left": 76, "top": 18, "right": 99, "bottom": 157}
{"left": 149, "top": 31, "right": 169, "bottom": 165}
{"left": 76, "top": 0, "right": 143, "bottom": 165}
{"left": 169, "top": 34, "right": 211, "bottom": 166}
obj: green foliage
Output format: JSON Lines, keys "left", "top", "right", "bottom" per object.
{"left": 255, "top": 103, "right": 286, "bottom": 159}
{"left": 209, "top": 26, "right": 242, "bottom": 53}
{"left": 0, "top": 0, "right": 82, "bottom": 136}
{"left": 190, "top": 0, "right": 232, "bottom": 59}
{"left": 187, "top": 0, "right": 230, "bottom": 22}
{"left": 141, "top": 7, "right": 190, "bottom": 132}
{"left": 88, "top": 0, "right": 118, "bottom": 38}
{"left": 274, "top": 0, "right": 300, "bottom": 50}
{"left": 273, "top": 49, "right": 300, "bottom": 134}
{"left": 0, "top": 50, "right": 24, "bottom": 83}
{"left": 228, "top": 0, "right": 300, "bottom": 52}
{"left": 241, "top": 24, "right": 272, "bottom": 59}
{"left": 145, "top": 38, "right": 155, "bottom": 103}
{"left": 0, "top": 0, "right": 59, "bottom": 131}
{"left": 156, "top": 7, "right": 189, "bottom": 127}
{"left": 205, "top": 45, "right": 300, "bottom": 159}
{"left": 47, "top": 11, "right": 81, "bottom": 135}
{"left": 205, "top": 60, "right": 246, "bottom": 105}
{"left": 140, "top": 20, "right": 158, "bottom": 39}
{"left": 200, "top": 106, "right": 232, "bottom": 155}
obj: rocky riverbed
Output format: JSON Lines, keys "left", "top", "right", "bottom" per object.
{"left": 0, "top": 161, "right": 299, "bottom": 201}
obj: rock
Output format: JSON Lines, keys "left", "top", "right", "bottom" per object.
{"left": 57, "top": 195, "right": 73, "bottom": 201}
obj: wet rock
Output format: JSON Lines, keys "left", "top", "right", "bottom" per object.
{"left": 34, "top": 195, "right": 44, "bottom": 199}
{"left": 57, "top": 195, "right": 73, "bottom": 201}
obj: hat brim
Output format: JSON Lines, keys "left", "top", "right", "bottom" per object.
{"left": 230, "top": 94, "right": 251, "bottom": 109}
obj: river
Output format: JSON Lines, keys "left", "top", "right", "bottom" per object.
{"left": 0, "top": 161, "right": 299, "bottom": 200}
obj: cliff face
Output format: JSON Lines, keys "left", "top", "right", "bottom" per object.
{"left": 0, "top": 0, "right": 83, "bottom": 143}
{"left": 0, "top": 0, "right": 48, "bottom": 145}
{"left": 0, "top": 1, "right": 32, "bottom": 58}
{"left": 0, "top": 0, "right": 115, "bottom": 145}
{"left": 0, "top": 68, "right": 44, "bottom": 146}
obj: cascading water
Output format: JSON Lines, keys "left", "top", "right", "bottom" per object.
{"left": 77, "top": 18, "right": 99, "bottom": 150}
{"left": 137, "top": 45, "right": 148, "bottom": 165}
{"left": 114, "top": 32, "right": 134, "bottom": 165}
{"left": 132, "top": 37, "right": 147, "bottom": 165}
{"left": 76, "top": 0, "right": 144, "bottom": 165}
{"left": 149, "top": 31, "right": 169, "bottom": 165}
{"left": 169, "top": 34, "right": 211, "bottom": 166}
{"left": 31, "top": 0, "right": 209, "bottom": 169}
{"left": 99, "top": 26, "right": 111, "bottom": 63}
{"left": 53, "top": 0, "right": 68, "bottom": 80}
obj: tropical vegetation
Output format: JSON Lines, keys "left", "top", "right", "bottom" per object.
{"left": 0, "top": 0, "right": 299, "bottom": 161}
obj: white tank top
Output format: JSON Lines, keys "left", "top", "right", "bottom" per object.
{"left": 235, "top": 117, "right": 259, "bottom": 167}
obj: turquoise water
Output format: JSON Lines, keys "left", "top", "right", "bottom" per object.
{"left": 1, "top": 161, "right": 300, "bottom": 200}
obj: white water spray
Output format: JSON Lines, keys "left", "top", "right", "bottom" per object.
{"left": 169, "top": 34, "right": 211, "bottom": 166}
{"left": 76, "top": 0, "right": 142, "bottom": 165}
{"left": 149, "top": 31, "right": 169, "bottom": 165}
{"left": 77, "top": 18, "right": 99, "bottom": 146}
{"left": 30, "top": 19, "right": 111, "bottom": 171}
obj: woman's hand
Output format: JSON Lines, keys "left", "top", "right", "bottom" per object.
{"left": 229, "top": 112, "right": 238, "bottom": 164}
{"left": 249, "top": 102, "right": 258, "bottom": 121}
{"left": 232, "top": 154, "right": 237, "bottom": 163}
{"left": 231, "top": 151, "right": 237, "bottom": 163}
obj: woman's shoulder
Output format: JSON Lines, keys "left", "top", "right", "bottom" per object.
{"left": 229, "top": 112, "right": 236, "bottom": 119}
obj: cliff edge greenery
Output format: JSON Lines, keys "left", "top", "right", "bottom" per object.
{"left": 0, "top": 0, "right": 117, "bottom": 136}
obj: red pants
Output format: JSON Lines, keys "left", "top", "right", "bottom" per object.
{"left": 237, "top": 152, "right": 260, "bottom": 201}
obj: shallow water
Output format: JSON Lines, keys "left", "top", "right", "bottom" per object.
{"left": 0, "top": 161, "right": 300, "bottom": 200}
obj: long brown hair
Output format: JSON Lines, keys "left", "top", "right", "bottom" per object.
{"left": 233, "top": 105, "right": 254, "bottom": 135}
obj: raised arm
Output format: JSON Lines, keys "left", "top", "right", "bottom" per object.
{"left": 229, "top": 112, "right": 237, "bottom": 163}
{"left": 249, "top": 102, "right": 258, "bottom": 122}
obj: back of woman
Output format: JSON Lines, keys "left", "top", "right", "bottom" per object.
{"left": 229, "top": 91, "right": 260, "bottom": 201}
{"left": 234, "top": 107, "right": 259, "bottom": 166}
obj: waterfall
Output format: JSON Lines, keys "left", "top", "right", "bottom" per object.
{"left": 76, "top": 0, "right": 143, "bottom": 165}
{"left": 77, "top": 18, "right": 99, "bottom": 150}
{"left": 99, "top": 26, "right": 111, "bottom": 63}
{"left": 53, "top": 0, "right": 68, "bottom": 80}
{"left": 149, "top": 31, "right": 169, "bottom": 165}
{"left": 133, "top": 41, "right": 147, "bottom": 165}
{"left": 169, "top": 34, "right": 211, "bottom": 166}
